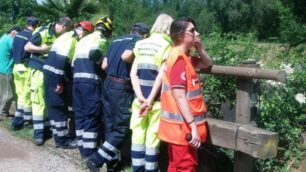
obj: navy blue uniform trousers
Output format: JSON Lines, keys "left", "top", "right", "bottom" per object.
{"left": 73, "top": 82, "right": 102, "bottom": 158}
{"left": 44, "top": 73, "right": 71, "bottom": 145}
{"left": 89, "top": 78, "right": 134, "bottom": 167}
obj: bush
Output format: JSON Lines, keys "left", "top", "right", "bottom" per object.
{"left": 202, "top": 33, "right": 306, "bottom": 171}
{"left": 256, "top": 48, "right": 306, "bottom": 171}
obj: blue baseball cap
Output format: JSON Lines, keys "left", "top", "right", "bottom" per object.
{"left": 26, "top": 16, "right": 39, "bottom": 27}
{"left": 132, "top": 22, "right": 149, "bottom": 34}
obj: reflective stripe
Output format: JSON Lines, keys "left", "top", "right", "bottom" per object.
{"left": 73, "top": 72, "right": 100, "bottom": 80}
{"left": 77, "top": 140, "right": 83, "bottom": 146}
{"left": 33, "top": 123, "right": 44, "bottom": 129}
{"left": 163, "top": 84, "right": 202, "bottom": 99}
{"left": 51, "top": 129, "right": 56, "bottom": 134}
{"left": 16, "top": 34, "right": 29, "bottom": 41}
{"left": 14, "top": 111, "right": 22, "bottom": 117}
{"left": 74, "top": 53, "right": 89, "bottom": 59}
{"left": 146, "top": 147, "right": 159, "bottom": 155}
{"left": 76, "top": 130, "right": 83, "bottom": 136}
{"left": 131, "top": 143, "right": 145, "bottom": 152}
{"left": 132, "top": 158, "right": 145, "bottom": 166}
{"left": 187, "top": 89, "right": 202, "bottom": 99}
{"left": 23, "top": 115, "right": 32, "bottom": 120}
{"left": 56, "top": 129, "right": 69, "bottom": 137}
{"left": 139, "top": 79, "right": 155, "bottom": 87}
{"left": 161, "top": 111, "right": 184, "bottom": 121}
{"left": 162, "top": 83, "right": 170, "bottom": 92}
{"left": 137, "top": 63, "right": 159, "bottom": 71}
{"left": 161, "top": 111, "right": 206, "bottom": 123}
{"left": 32, "top": 116, "right": 44, "bottom": 121}
{"left": 103, "top": 141, "right": 118, "bottom": 152}
{"left": 83, "top": 132, "right": 98, "bottom": 139}
{"left": 145, "top": 162, "right": 158, "bottom": 171}
{"left": 43, "top": 65, "right": 64, "bottom": 75}
{"left": 50, "top": 120, "right": 66, "bottom": 128}
{"left": 83, "top": 141, "right": 97, "bottom": 148}
{"left": 98, "top": 149, "right": 112, "bottom": 161}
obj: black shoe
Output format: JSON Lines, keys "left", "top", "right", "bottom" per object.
{"left": 56, "top": 139, "right": 78, "bottom": 149}
{"left": 107, "top": 160, "right": 119, "bottom": 172}
{"left": 86, "top": 159, "right": 100, "bottom": 172}
{"left": 11, "top": 125, "right": 23, "bottom": 131}
{"left": 35, "top": 138, "right": 44, "bottom": 146}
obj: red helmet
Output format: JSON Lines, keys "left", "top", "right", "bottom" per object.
{"left": 78, "top": 21, "right": 94, "bottom": 32}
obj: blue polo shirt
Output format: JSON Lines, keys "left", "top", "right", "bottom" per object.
{"left": 0, "top": 34, "right": 14, "bottom": 74}
{"left": 106, "top": 34, "right": 141, "bottom": 79}
{"left": 12, "top": 28, "right": 33, "bottom": 64}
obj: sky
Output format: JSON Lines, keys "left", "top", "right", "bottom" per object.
{"left": 36, "top": 0, "right": 44, "bottom": 5}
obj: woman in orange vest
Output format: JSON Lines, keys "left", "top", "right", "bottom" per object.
{"left": 158, "top": 17, "right": 213, "bottom": 171}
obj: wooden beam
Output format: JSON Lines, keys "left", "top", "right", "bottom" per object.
{"left": 206, "top": 118, "right": 278, "bottom": 159}
{"left": 234, "top": 62, "right": 256, "bottom": 172}
{"left": 200, "top": 65, "right": 286, "bottom": 82}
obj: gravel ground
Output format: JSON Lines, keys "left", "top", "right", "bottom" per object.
{"left": 0, "top": 127, "right": 84, "bottom": 172}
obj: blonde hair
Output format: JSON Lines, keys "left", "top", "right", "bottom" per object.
{"left": 150, "top": 13, "right": 174, "bottom": 35}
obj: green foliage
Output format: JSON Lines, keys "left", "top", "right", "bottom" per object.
{"left": 202, "top": 33, "right": 261, "bottom": 118}
{"left": 34, "top": 0, "right": 100, "bottom": 22}
{"left": 0, "top": 0, "right": 37, "bottom": 34}
{"left": 256, "top": 48, "right": 306, "bottom": 171}
{"left": 202, "top": 33, "right": 306, "bottom": 171}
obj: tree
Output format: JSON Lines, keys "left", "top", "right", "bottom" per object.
{"left": 0, "top": 0, "right": 37, "bottom": 34}
{"left": 34, "top": 0, "right": 100, "bottom": 21}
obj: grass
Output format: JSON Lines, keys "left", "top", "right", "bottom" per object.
{"left": 0, "top": 118, "right": 33, "bottom": 141}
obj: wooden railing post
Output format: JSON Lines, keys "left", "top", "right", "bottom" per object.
{"left": 234, "top": 61, "right": 259, "bottom": 172}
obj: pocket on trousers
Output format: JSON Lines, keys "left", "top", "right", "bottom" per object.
{"left": 117, "top": 106, "right": 132, "bottom": 127}
{"left": 47, "top": 88, "right": 65, "bottom": 107}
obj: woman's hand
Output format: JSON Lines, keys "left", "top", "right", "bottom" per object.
{"left": 193, "top": 35, "right": 202, "bottom": 51}
{"left": 137, "top": 96, "right": 146, "bottom": 104}
{"left": 138, "top": 101, "right": 152, "bottom": 117}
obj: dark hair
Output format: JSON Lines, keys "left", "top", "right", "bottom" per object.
{"left": 170, "top": 17, "right": 197, "bottom": 42}
{"left": 96, "top": 23, "right": 112, "bottom": 38}
{"left": 7, "top": 26, "right": 22, "bottom": 33}
{"left": 57, "top": 16, "right": 72, "bottom": 28}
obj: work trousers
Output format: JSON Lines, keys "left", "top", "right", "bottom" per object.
{"left": 73, "top": 82, "right": 102, "bottom": 158}
{"left": 130, "top": 100, "right": 161, "bottom": 172}
{"left": 89, "top": 78, "right": 134, "bottom": 168}
{"left": 12, "top": 64, "right": 32, "bottom": 128}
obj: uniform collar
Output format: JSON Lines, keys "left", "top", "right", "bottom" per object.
{"left": 72, "top": 30, "right": 79, "bottom": 40}
{"left": 24, "top": 28, "right": 32, "bottom": 33}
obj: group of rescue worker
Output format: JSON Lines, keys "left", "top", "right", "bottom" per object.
{"left": 0, "top": 12, "right": 213, "bottom": 172}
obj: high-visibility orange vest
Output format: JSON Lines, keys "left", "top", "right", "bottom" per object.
{"left": 158, "top": 47, "right": 207, "bottom": 145}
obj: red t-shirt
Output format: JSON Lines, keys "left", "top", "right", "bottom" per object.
{"left": 170, "top": 56, "right": 199, "bottom": 89}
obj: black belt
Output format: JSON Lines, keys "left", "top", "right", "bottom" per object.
{"left": 106, "top": 76, "right": 130, "bottom": 84}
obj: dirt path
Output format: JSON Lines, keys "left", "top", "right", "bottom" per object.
{"left": 0, "top": 127, "right": 83, "bottom": 172}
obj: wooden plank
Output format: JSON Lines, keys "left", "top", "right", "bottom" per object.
{"left": 206, "top": 118, "right": 240, "bottom": 150}
{"left": 200, "top": 65, "right": 286, "bottom": 82}
{"left": 206, "top": 118, "right": 278, "bottom": 159}
{"left": 237, "top": 124, "right": 279, "bottom": 159}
